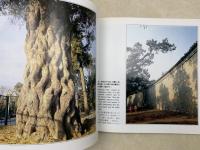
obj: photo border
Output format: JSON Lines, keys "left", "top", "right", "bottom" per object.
{"left": 126, "top": 23, "right": 199, "bottom": 126}
{"left": 124, "top": 18, "right": 200, "bottom": 134}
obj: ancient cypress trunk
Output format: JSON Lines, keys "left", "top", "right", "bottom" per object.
{"left": 16, "top": 0, "right": 75, "bottom": 141}
{"left": 79, "top": 67, "right": 89, "bottom": 114}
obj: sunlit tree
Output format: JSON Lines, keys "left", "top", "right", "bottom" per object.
{"left": 0, "top": 0, "right": 95, "bottom": 141}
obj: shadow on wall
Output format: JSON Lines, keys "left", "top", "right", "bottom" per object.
{"left": 172, "top": 68, "right": 197, "bottom": 116}
{"left": 158, "top": 84, "right": 170, "bottom": 111}
{"left": 193, "top": 66, "right": 198, "bottom": 91}
{"left": 144, "top": 66, "right": 197, "bottom": 116}
{"left": 128, "top": 44, "right": 198, "bottom": 115}
{"left": 144, "top": 86, "right": 156, "bottom": 109}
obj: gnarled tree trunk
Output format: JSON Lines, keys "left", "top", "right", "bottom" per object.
{"left": 16, "top": 0, "right": 75, "bottom": 141}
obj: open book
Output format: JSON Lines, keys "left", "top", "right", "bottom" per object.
{"left": 0, "top": 0, "right": 199, "bottom": 149}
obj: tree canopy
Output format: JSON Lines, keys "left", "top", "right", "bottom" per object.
{"left": 127, "top": 38, "right": 176, "bottom": 96}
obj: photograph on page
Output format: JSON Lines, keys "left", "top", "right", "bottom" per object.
{"left": 0, "top": 0, "right": 96, "bottom": 145}
{"left": 126, "top": 24, "right": 198, "bottom": 125}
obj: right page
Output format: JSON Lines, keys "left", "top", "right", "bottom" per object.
{"left": 97, "top": 18, "right": 200, "bottom": 134}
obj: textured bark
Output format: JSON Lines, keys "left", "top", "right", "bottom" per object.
{"left": 16, "top": 0, "right": 75, "bottom": 141}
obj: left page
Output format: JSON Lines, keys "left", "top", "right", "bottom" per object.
{"left": 0, "top": 0, "right": 97, "bottom": 149}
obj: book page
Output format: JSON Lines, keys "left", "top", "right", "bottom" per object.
{"left": 97, "top": 18, "right": 200, "bottom": 134}
{"left": 0, "top": 0, "right": 97, "bottom": 149}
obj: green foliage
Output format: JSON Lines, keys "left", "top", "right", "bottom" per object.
{"left": 146, "top": 38, "right": 176, "bottom": 53}
{"left": 71, "top": 37, "right": 93, "bottom": 69}
{"left": 127, "top": 77, "right": 150, "bottom": 96}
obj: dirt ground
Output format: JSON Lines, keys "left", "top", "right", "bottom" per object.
{"left": 0, "top": 111, "right": 96, "bottom": 144}
{"left": 0, "top": 123, "right": 96, "bottom": 144}
{"left": 126, "top": 110, "right": 198, "bottom": 125}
